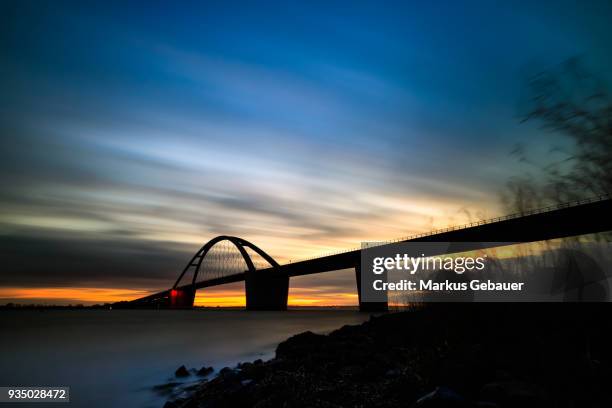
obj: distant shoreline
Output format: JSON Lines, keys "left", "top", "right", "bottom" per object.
{"left": 0, "top": 304, "right": 360, "bottom": 311}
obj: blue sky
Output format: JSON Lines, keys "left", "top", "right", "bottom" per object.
{"left": 1, "top": 0, "right": 611, "bottom": 303}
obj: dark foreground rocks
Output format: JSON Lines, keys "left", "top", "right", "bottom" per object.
{"left": 175, "top": 365, "right": 190, "bottom": 378}
{"left": 166, "top": 304, "right": 612, "bottom": 408}
{"left": 197, "top": 366, "right": 214, "bottom": 377}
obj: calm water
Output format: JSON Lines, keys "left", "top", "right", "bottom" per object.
{"left": 0, "top": 310, "right": 370, "bottom": 408}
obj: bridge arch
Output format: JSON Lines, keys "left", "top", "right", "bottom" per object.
{"left": 172, "top": 235, "right": 280, "bottom": 289}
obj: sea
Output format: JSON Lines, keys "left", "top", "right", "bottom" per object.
{"left": 0, "top": 309, "right": 370, "bottom": 408}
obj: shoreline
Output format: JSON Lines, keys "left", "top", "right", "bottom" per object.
{"left": 164, "top": 303, "right": 612, "bottom": 408}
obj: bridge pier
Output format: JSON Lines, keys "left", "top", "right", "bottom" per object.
{"left": 169, "top": 287, "right": 196, "bottom": 309}
{"left": 355, "top": 264, "right": 388, "bottom": 312}
{"left": 245, "top": 272, "right": 289, "bottom": 310}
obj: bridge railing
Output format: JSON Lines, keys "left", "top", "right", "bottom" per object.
{"left": 287, "top": 193, "right": 611, "bottom": 265}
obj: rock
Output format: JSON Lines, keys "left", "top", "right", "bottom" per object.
{"left": 493, "top": 370, "right": 512, "bottom": 381}
{"left": 412, "top": 386, "right": 468, "bottom": 407}
{"left": 237, "top": 360, "right": 267, "bottom": 381}
{"left": 237, "top": 361, "right": 252, "bottom": 370}
{"left": 480, "top": 381, "right": 547, "bottom": 407}
{"left": 175, "top": 365, "right": 190, "bottom": 377}
{"left": 275, "top": 331, "right": 328, "bottom": 359}
{"left": 219, "top": 367, "right": 236, "bottom": 378}
{"left": 197, "top": 366, "right": 213, "bottom": 377}
{"left": 385, "top": 368, "right": 401, "bottom": 377}
{"left": 163, "top": 398, "right": 187, "bottom": 408}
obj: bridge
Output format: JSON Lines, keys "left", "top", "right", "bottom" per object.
{"left": 126, "top": 195, "right": 612, "bottom": 311}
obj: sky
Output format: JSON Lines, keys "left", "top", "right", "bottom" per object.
{"left": 1, "top": 0, "right": 612, "bottom": 305}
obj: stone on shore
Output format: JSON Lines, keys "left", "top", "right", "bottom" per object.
{"left": 197, "top": 366, "right": 213, "bottom": 377}
{"left": 174, "top": 365, "right": 190, "bottom": 377}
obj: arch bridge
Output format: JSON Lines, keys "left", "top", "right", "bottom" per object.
{"left": 128, "top": 196, "right": 612, "bottom": 311}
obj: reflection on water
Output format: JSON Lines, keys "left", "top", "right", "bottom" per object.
{"left": 0, "top": 310, "right": 370, "bottom": 408}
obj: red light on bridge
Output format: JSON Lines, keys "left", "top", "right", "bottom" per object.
{"left": 170, "top": 289, "right": 178, "bottom": 298}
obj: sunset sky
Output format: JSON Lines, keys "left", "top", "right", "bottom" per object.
{"left": 2, "top": 0, "right": 612, "bottom": 305}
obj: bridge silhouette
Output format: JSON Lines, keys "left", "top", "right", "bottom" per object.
{"left": 127, "top": 195, "right": 612, "bottom": 311}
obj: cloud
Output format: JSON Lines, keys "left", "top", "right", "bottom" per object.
{"left": 0, "top": 234, "right": 191, "bottom": 290}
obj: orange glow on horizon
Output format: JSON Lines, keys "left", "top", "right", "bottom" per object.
{"left": 194, "top": 288, "right": 357, "bottom": 307}
{"left": 1, "top": 286, "right": 358, "bottom": 307}
{"left": 0, "top": 287, "right": 150, "bottom": 304}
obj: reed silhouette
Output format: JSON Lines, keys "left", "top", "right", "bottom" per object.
{"left": 503, "top": 57, "right": 612, "bottom": 212}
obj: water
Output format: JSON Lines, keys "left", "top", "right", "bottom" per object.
{"left": 0, "top": 310, "right": 370, "bottom": 408}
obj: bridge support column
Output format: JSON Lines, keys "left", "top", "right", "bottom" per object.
{"left": 169, "top": 287, "right": 195, "bottom": 309}
{"left": 245, "top": 272, "right": 289, "bottom": 311}
{"left": 355, "top": 264, "right": 388, "bottom": 312}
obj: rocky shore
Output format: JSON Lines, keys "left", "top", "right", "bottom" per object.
{"left": 164, "top": 304, "right": 611, "bottom": 408}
